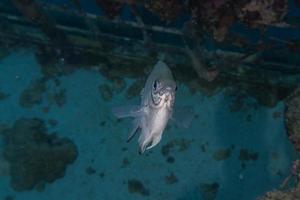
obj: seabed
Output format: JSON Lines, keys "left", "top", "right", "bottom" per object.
{"left": 0, "top": 49, "right": 297, "bottom": 200}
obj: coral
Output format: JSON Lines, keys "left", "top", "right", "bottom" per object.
{"left": 285, "top": 88, "right": 300, "bottom": 153}
{"left": 145, "top": 0, "right": 182, "bottom": 21}
{"left": 257, "top": 183, "right": 300, "bottom": 200}
{"left": 19, "top": 78, "right": 47, "bottom": 108}
{"left": 1, "top": 118, "right": 78, "bottom": 191}
{"left": 238, "top": 0, "right": 288, "bottom": 27}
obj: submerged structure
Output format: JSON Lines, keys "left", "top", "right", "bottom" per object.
{"left": 0, "top": 0, "right": 299, "bottom": 199}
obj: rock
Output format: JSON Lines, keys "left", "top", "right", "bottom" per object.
{"left": 1, "top": 118, "right": 78, "bottom": 191}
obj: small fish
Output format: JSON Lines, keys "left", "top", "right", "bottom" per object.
{"left": 112, "top": 60, "right": 177, "bottom": 154}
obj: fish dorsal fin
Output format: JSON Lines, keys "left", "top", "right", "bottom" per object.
{"left": 140, "top": 88, "right": 145, "bottom": 97}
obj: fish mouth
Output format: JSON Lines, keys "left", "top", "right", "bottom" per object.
{"left": 151, "top": 86, "right": 175, "bottom": 107}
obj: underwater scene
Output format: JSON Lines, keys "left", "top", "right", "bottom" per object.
{"left": 0, "top": 0, "right": 300, "bottom": 200}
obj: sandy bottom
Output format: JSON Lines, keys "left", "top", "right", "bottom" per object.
{"left": 0, "top": 49, "right": 296, "bottom": 200}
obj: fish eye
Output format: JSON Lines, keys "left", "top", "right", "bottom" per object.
{"left": 153, "top": 80, "right": 159, "bottom": 90}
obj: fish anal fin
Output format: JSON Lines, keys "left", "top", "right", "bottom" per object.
{"left": 126, "top": 119, "right": 140, "bottom": 143}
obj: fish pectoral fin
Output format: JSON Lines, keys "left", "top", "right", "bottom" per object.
{"left": 126, "top": 119, "right": 140, "bottom": 143}
{"left": 171, "top": 105, "right": 195, "bottom": 129}
{"left": 112, "top": 105, "right": 143, "bottom": 118}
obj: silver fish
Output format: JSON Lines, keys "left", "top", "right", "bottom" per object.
{"left": 112, "top": 60, "right": 177, "bottom": 154}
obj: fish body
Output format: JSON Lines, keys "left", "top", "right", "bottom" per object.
{"left": 112, "top": 60, "right": 177, "bottom": 154}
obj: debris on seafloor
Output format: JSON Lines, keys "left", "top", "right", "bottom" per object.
{"left": 121, "top": 157, "right": 130, "bottom": 168}
{"left": 239, "top": 148, "right": 259, "bottom": 162}
{"left": 86, "top": 166, "right": 97, "bottom": 175}
{"left": 19, "top": 78, "right": 47, "bottom": 108}
{"left": 0, "top": 90, "right": 10, "bottom": 100}
{"left": 45, "top": 88, "right": 67, "bottom": 107}
{"left": 164, "top": 172, "right": 178, "bottom": 185}
{"left": 111, "top": 77, "right": 126, "bottom": 93}
{"left": 212, "top": 147, "right": 232, "bottom": 161}
{"left": 95, "top": 0, "right": 124, "bottom": 19}
{"left": 285, "top": 87, "right": 300, "bottom": 153}
{"left": 99, "top": 84, "right": 113, "bottom": 101}
{"left": 145, "top": 0, "right": 183, "bottom": 21}
{"left": 35, "top": 46, "right": 76, "bottom": 79}
{"left": 127, "top": 179, "right": 150, "bottom": 196}
{"left": 125, "top": 79, "right": 144, "bottom": 99}
{"left": 199, "top": 182, "right": 220, "bottom": 200}
{"left": 185, "top": 46, "right": 219, "bottom": 82}
{"left": 161, "top": 138, "right": 192, "bottom": 157}
{"left": 19, "top": 78, "right": 67, "bottom": 108}
{"left": 0, "top": 118, "right": 78, "bottom": 191}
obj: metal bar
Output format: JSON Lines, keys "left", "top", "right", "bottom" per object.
{"left": 40, "top": 2, "right": 183, "bottom": 35}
